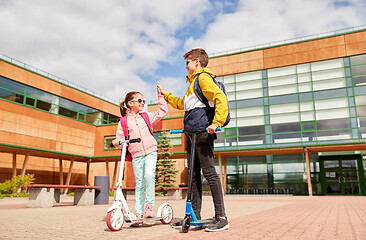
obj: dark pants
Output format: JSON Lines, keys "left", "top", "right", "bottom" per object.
{"left": 185, "top": 132, "right": 226, "bottom": 219}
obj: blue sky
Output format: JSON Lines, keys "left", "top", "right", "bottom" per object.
{"left": 0, "top": 0, "right": 365, "bottom": 106}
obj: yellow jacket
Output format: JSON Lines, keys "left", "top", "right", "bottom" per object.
{"left": 164, "top": 68, "right": 229, "bottom": 132}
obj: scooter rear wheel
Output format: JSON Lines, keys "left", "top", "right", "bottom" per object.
{"left": 106, "top": 208, "right": 125, "bottom": 231}
{"left": 181, "top": 217, "right": 190, "bottom": 233}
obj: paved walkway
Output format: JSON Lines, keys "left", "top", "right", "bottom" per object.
{"left": 0, "top": 195, "right": 365, "bottom": 239}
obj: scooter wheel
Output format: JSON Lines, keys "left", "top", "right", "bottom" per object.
{"left": 106, "top": 208, "right": 124, "bottom": 231}
{"left": 181, "top": 218, "right": 190, "bottom": 233}
{"left": 159, "top": 204, "right": 174, "bottom": 224}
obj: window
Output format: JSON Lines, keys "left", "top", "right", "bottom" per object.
{"left": 0, "top": 77, "right": 119, "bottom": 125}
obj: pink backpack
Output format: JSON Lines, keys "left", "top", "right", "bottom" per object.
{"left": 120, "top": 112, "right": 154, "bottom": 162}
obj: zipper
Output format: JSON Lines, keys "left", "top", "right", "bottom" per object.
{"left": 135, "top": 116, "right": 147, "bottom": 155}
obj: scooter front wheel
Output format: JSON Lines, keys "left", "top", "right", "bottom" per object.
{"left": 181, "top": 217, "right": 190, "bottom": 233}
{"left": 158, "top": 204, "right": 173, "bottom": 224}
{"left": 106, "top": 208, "right": 125, "bottom": 231}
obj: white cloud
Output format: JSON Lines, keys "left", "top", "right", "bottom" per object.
{"left": 186, "top": 0, "right": 366, "bottom": 55}
{"left": 0, "top": 0, "right": 209, "bottom": 104}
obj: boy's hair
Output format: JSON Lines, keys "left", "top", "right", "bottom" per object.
{"left": 184, "top": 48, "right": 208, "bottom": 67}
{"left": 119, "top": 91, "right": 141, "bottom": 117}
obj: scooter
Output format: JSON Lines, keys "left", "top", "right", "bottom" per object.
{"left": 170, "top": 127, "right": 221, "bottom": 233}
{"left": 106, "top": 138, "right": 174, "bottom": 231}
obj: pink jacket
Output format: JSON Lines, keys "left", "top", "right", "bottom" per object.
{"left": 115, "top": 95, "right": 169, "bottom": 158}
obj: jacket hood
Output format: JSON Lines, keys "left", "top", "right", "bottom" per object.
{"left": 186, "top": 68, "right": 215, "bottom": 83}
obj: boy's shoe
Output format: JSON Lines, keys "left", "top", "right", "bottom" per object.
{"left": 205, "top": 217, "right": 229, "bottom": 232}
{"left": 172, "top": 219, "right": 183, "bottom": 228}
{"left": 144, "top": 204, "right": 154, "bottom": 218}
{"left": 130, "top": 213, "right": 143, "bottom": 227}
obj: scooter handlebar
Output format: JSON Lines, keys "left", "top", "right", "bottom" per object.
{"left": 110, "top": 138, "right": 141, "bottom": 147}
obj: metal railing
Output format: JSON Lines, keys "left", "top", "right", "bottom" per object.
{"left": 0, "top": 53, "right": 119, "bottom": 105}
{"left": 209, "top": 24, "right": 366, "bottom": 57}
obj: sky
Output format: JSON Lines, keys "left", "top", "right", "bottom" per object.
{"left": 0, "top": 0, "right": 366, "bottom": 106}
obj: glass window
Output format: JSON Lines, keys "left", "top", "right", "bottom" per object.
{"left": 350, "top": 54, "right": 366, "bottom": 65}
{"left": 273, "top": 132, "right": 302, "bottom": 143}
{"left": 236, "top": 80, "right": 262, "bottom": 91}
{"left": 268, "top": 66, "right": 296, "bottom": 78}
{"left": 0, "top": 77, "right": 26, "bottom": 94}
{"left": 59, "top": 98, "right": 79, "bottom": 112}
{"left": 312, "top": 69, "right": 345, "bottom": 81}
{"left": 351, "top": 65, "right": 366, "bottom": 76}
{"left": 236, "top": 98, "right": 263, "bottom": 108}
{"left": 312, "top": 78, "right": 346, "bottom": 91}
{"left": 356, "top": 106, "right": 366, "bottom": 116}
{"left": 270, "top": 113, "right": 299, "bottom": 124}
{"left": 273, "top": 154, "right": 304, "bottom": 163}
{"left": 313, "top": 88, "right": 347, "bottom": 100}
{"left": 354, "top": 85, "right": 366, "bottom": 95}
{"left": 270, "top": 103, "right": 299, "bottom": 114}
{"left": 236, "top": 89, "right": 263, "bottom": 100}
{"left": 236, "top": 106, "right": 263, "bottom": 117}
{"left": 237, "top": 116, "right": 264, "bottom": 127}
{"left": 238, "top": 135, "right": 265, "bottom": 146}
{"left": 223, "top": 75, "right": 235, "bottom": 84}
{"left": 298, "top": 82, "right": 312, "bottom": 92}
{"left": 268, "top": 75, "right": 297, "bottom": 87}
{"left": 273, "top": 163, "right": 305, "bottom": 173}
{"left": 269, "top": 94, "right": 298, "bottom": 105}
{"left": 301, "top": 111, "right": 315, "bottom": 121}
{"left": 239, "top": 156, "right": 266, "bottom": 164}
{"left": 269, "top": 84, "right": 297, "bottom": 96}
{"left": 272, "top": 122, "right": 301, "bottom": 133}
{"left": 316, "top": 108, "right": 349, "bottom": 120}
{"left": 59, "top": 106, "right": 78, "bottom": 119}
{"left": 225, "top": 83, "right": 236, "bottom": 92}
{"left": 316, "top": 118, "right": 351, "bottom": 130}
{"left": 236, "top": 71, "right": 262, "bottom": 82}
{"left": 297, "top": 63, "right": 310, "bottom": 73}
{"left": 311, "top": 58, "right": 343, "bottom": 71}
{"left": 315, "top": 98, "right": 348, "bottom": 110}
{"left": 104, "top": 136, "right": 115, "bottom": 150}
{"left": 316, "top": 129, "right": 352, "bottom": 141}
{"left": 298, "top": 73, "right": 311, "bottom": 83}
{"left": 300, "top": 102, "right": 314, "bottom": 112}
{"left": 353, "top": 75, "right": 366, "bottom": 86}
{"left": 238, "top": 125, "right": 265, "bottom": 135}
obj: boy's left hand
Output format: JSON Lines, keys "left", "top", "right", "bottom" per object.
{"left": 207, "top": 124, "right": 218, "bottom": 134}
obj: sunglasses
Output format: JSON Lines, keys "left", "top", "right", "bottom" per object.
{"left": 129, "top": 98, "right": 146, "bottom": 104}
{"left": 186, "top": 58, "right": 196, "bottom": 66}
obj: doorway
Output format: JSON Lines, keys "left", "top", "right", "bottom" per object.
{"left": 319, "top": 154, "right": 365, "bottom": 195}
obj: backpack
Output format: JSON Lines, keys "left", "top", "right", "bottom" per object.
{"left": 193, "top": 73, "right": 231, "bottom": 127}
{"left": 120, "top": 112, "right": 154, "bottom": 162}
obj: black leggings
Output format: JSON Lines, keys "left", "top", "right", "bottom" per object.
{"left": 185, "top": 132, "right": 226, "bottom": 219}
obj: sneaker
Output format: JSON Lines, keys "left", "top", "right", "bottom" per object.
{"left": 205, "top": 217, "right": 229, "bottom": 232}
{"left": 130, "top": 213, "right": 143, "bottom": 227}
{"left": 172, "top": 219, "right": 183, "bottom": 228}
{"left": 144, "top": 204, "right": 154, "bottom": 218}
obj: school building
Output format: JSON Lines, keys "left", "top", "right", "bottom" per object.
{"left": 1, "top": 26, "right": 366, "bottom": 196}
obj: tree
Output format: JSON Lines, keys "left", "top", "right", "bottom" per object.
{"left": 155, "top": 130, "right": 178, "bottom": 195}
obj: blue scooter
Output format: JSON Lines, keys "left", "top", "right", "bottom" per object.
{"left": 170, "top": 127, "right": 221, "bottom": 233}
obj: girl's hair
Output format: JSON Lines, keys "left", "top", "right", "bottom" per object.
{"left": 120, "top": 91, "right": 141, "bottom": 117}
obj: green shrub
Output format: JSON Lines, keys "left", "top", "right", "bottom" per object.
{"left": 0, "top": 174, "right": 35, "bottom": 194}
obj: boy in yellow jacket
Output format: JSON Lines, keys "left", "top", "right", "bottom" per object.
{"left": 157, "top": 48, "right": 229, "bottom": 232}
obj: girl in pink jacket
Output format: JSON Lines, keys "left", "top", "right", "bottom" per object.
{"left": 112, "top": 84, "right": 169, "bottom": 226}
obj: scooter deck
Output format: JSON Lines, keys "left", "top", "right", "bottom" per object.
{"left": 190, "top": 218, "right": 215, "bottom": 227}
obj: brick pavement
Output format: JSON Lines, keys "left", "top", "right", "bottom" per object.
{"left": 0, "top": 195, "right": 365, "bottom": 239}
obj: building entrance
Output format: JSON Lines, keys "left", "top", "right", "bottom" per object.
{"left": 319, "top": 155, "right": 365, "bottom": 195}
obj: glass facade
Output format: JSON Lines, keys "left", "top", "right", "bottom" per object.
{"left": 0, "top": 76, "right": 119, "bottom": 125}
{"left": 213, "top": 54, "right": 366, "bottom": 195}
